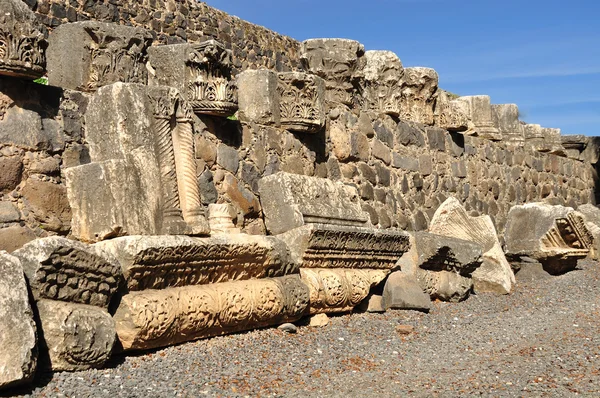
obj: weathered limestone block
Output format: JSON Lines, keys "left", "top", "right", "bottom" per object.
{"left": 491, "top": 104, "right": 524, "bottom": 142}
{"left": 47, "top": 22, "right": 153, "bottom": 91}
{"left": 362, "top": 50, "right": 403, "bottom": 117}
{"left": 300, "top": 38, "right": 364, "bottom": 105}
{"left": 36, "top": 300, "right": 115, "bottom": 371}
{"left": 13, "top": 237, "right": 121, "bottom": 309}
{"left": 523, "top": 123, "right": 550, "bottom": 152}
{"left": 575, "top": 204, "right": 600, "bottom": 260}
{"left": 237, "top": 70, "right": 325, "bottom": 132}
{"left": 400, "top": 67, "right": 438, "bottom": 125}
{"left": 561, "top": 135, "right": 587, "bottom": 160}
{"left": 382, "top": 271, "right": 432, "bottom": 312}
{"left": 114, "top": 275, "right": 309, "bottom": 351}
{"left": 0, "top": 252, "right": 37, "bottom": 389}
{"left": 434, "top": 90, "right": 469, "bottom": 131}
{"left": 67, "top": 83, "right": 208, "bottom": 240}
{"left": 258, "top": 172, "right": 369, "bottom": 235}
{"left": 399, "top": 232, "right": 482, "bottom": 302}
{"left": 429, "top": 197, "right": 515, "bottom": 294}
{"left": 300, "top": 268, "right": 387, "bottom": 314}
{"left": 505, "top": 203, "right": 592, "bottom": 274}
{"left": 456, "top": 95, "right": 501, "bottom": 140}
{"left": 542, "top": 127, "right": 566, "bottom": 156}
{"left": 94, "top": 234, "right": 295, "bottom": 291}
{"left": 278, "top": 223, "right": 410, "bottom": 269}
{"left": 208, "top": 203, "right": 240, "bottom": 235}
{"left": 0, "top": 0, "right": 46, "bottom": 79}
{"left": 148, "top": 40, "right": 237, "bottom": 117}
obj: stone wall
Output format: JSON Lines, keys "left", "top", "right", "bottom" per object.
{"left": 28, "top": 0, "right": 301, "bottom": 74}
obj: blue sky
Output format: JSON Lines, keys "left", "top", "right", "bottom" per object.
{"left": 205, "top": 0, "right": 599, "bottom": 136}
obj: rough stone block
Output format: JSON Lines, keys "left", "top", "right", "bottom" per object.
{"left": 148, "top": 40, "right": 237, "bottom": 117}
{"left": 382, "top": 271, "right": 431, "bottom": 312}
{"left": 400, "top": 67, "right": 438, "bottom": 125}
{"left": 0, "top": 225, "right": 36, "bottom": 253}
{"left": 362, "top": 50, "right": 403, "bottom": 116}
{"left": 94, "top": 234, "right": 295, "bottom": 291}
{"left": 301, "top": 268, "right": 388, "bottom": 314}
{"left": 36, "top": 299, "right": 115, "bottom": 371}
{"left": 47, "top": 22, "right": 153, "bottom": 91}
{"left": 237, "top": 69, "right": 280, "bottom": 126}
{"left": 491, "top": 104, "right": 523, "bottom": 141}
{"left": 0, "top": 252, "right": 37, "bottom": 389}
{"left": 216, "top": 143, "right": 239, "bottom": 174}
{"left": 258, "top": 172, "right": 369, "bottom": 235}
{"left": 114, "top": 275, "right": 309, "bottom": 351}
{"left": 21, "top": 178, "right": 71, "bottom": 232}
{"left": 0, "top": 156, "right": 22, "bottom": 192}
{"left": 0, "top": 0, "right": 46, "bottom": 79}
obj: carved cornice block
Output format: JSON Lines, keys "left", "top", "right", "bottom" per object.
{"left": 300, "top": 268, "right": 388, "bottom": 314}
{"left": 277, "top": 223, "right": 410, "bottom": 270}
{"left": 114, "top": 275, "right": 309, "bottom": 351}
{"left": 400, "top": 67, "right": 438, "bottom": 125}
{"left": 258, "top": 172, "right": 369, "bottom": 235}
{"left": 13, "top": 237, "right": 122, "bottom": 309}
{"left": 362, "top": 50, "right": 403, "bottom": 117}
{"left": 47, "top": 22, "right": 153, "bottom": 91}
{"left": 94, "top": 234, "right": 296, "bottom": 291}
{"left": 456, "top": 95, "right": 501, "bottom": 140}
{"left": 0, "top": 0, "right": 46, "bottom": 79}
{"left": 300, "top": 38, "right": 365, "bottom": 106}
{"left": 237, "top": 70, "right": 325, "bottom": 132}
{"left": 148, "top": 40, "right": 237, "bottom": 117}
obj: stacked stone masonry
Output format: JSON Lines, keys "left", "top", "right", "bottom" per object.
{"left": 0, "top": 0, "right": 600, "bottom": 391}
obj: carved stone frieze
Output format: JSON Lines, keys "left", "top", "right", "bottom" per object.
{"left": 94, "top": 234, "right": 295, "bottom": 291}
{"left": 300, "top": 38, "right": 365, "bottom": 106}
{"left": 300, "top": 268, "right": 388, "bottom": 314}
{"left": 0, "top": 0, "right": 46, "bottom": 79}
{"left": 278, "top": 223, "right": 410, "bottom": 270}
{"left": 36, "top": 300, "right": 116, "bottom": 371}
{"left": 434, "top": 90, "right": 469, "bottom": 131}
{"left": 47, "top": 22, "right": 153, "bottom": 91}
{"left": 258, "top": 172, "right": 369, "bottom": 235}
{"left": 148, "top": 40, "right": 237, "bottom": 117}
{"left": 362, "top": 50, "right": 403, "bottom": 117}
{"left": 455, "top": 95, "right": 501, "bottom": 140}
{"left": 400, "top": 67, "right": 439, "bottom": 125}
{"left": 277, "top": 72, "right": 325, "bottom": 132}
{"left": 114, "top": 275, "right": 309, "bottom": 351}
{"left": 13, "top": 237, "right": 122, "bottom": 309}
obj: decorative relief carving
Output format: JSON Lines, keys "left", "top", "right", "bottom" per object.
{"left": 13, "top": 237, "right": 122, "bottom": 309}
{"left": 94, "top": 235, "right": 296, "bottom": 291}
{"left": 0, "top": 0, "right": 46, "bottom": 79}
{"left": 362, "top": 51, "right": 403, "bottom": 117}
{"left": 277, "top": 72, "right": 325, "bottom": 133}
{"left": 434, "top": 90, "right": 469, "bottom": 131}
{"left": 300, "top": 268, "right": 388, "bottom": 314}
{"left": 37, "top": 300, "right": 116, "bottom": 371}
{"left": 300, "top": 38, "right": 365, "bottom": 106}
{"left": 541, "top": 212, "right": 593, "bottom": 252}
{"left": 400, "top": 67, "right": 439, "bottom": 125}
{"left": 208, "top": 203, "right": 240, "bottom": 235}
{"left": 113, "top": 275, "right": 309, "bottom": 351}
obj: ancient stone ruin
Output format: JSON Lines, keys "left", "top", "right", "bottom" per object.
{"left": 1, "top": 0, "right": 599, "bottom": 390}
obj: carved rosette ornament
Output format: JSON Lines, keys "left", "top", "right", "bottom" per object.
{"left": 277, "top": 72, "right": 325, "bottom": 133}
{"left": 0, "top": 0, "right": 47, "bottom": 79}
{"left": 186, "top": 40, "right": 237, "bottom": 117}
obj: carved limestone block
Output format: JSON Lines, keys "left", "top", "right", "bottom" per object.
{"left": 237, "top": 70, "right": 325, "bottom": 132}
{"left": 561, "top": 134, "right": 587, "bottom": 160}
{"left": 542, "top": 127, "right": 566, "bottom": 156}
{"left": 148, "top": 40, "right": 237, "bottom": 117}
{"left": 0, "top": 252, "right": 37, "bottom": 389}
{"left": 300, "top": 268, "right": 388, "bottom": 314}
{"left": 455, "top": 95, "right": 501, "bottom": 140}
{"left": 208, "top": 203, "right": 240, "bottom": 235}
{"left": 400, "top": 67, "right": 438, "bottom": 125}
{"left": 300, "top": 38, "right": 365, "bottom": 106}
{"left": 434, "top": 90, "right": 469, "bottom": 131}
{"left": 0, "top": 0, "right": 46, "bottom": 79}
{"left": 113, "top": 275, "right": 309, "bottom": 351}
{"left": 94, "top": 234, "right": 295, "bottom": 291}
{"left": 67, "top": 83, "right": 208, "bottom": 241}
{"left": 429, "top": 198, "right": 515, "bottom": 295}
{"left": 491, "top": 104, "right": 524, "bottom": 142}
{"left": 523, "top": 123, "right": 550, "bottom": 152}
{"left": 13, "top": 237, "right": 122, "bottom": 309}
{"left": 36, "top": 300, "right": 116, "bottom": 371}
{"left": 362, "top": 50, "right": 403, "bottom": 117}
{"left": 505, "top": 203, "right": 592, "bottom": 274}
{"left": 47, "top": 22, "right": 153, "bottom": 91}
{"left": 277, "top": 223, "right": 410, "bottom": 270}
{"left": 415, "top": 268, "right": 473, "bottom": 303}
{"left": 258, "top": 171, "right": 369, "bottom": 235}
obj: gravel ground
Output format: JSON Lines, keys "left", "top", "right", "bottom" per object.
{"left": 5, "top": 259, "right": 600, "bottom": 398}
